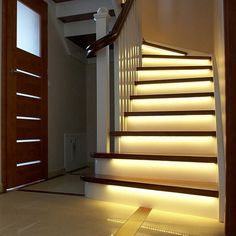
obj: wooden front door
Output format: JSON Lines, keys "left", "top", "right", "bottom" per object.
{"left": 3, "top": 0, "right": 48, "bottom": 189}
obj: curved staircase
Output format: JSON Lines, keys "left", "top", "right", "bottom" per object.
{"left": 82, "top": 41, "right": 221, "bottom": 219}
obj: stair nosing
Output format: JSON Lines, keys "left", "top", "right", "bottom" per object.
{"left": 124, "top": 110, "right": 215, "bottom": 116}
{"left": 135, "top": 77, "right": 214, "bottom": 85}
{"left": 137, "top": 66, "right": 213, "bottom": 71}
{"left": 81, "top": 175, "right": 218, "bottom": 197}
{"left": 143, "top": 41, "right": 188, "bottom": 55}
{"left": 92, "top": 153, "right": 217, "bottom": 163}
{"left": 110, "top": 131, "right": 216, "bottom": 137}
{"left": 130, "top": 92, "right": 214, "bottom": 100}
{"left": 142, "top": 54, "right": 212, "bottom": 60}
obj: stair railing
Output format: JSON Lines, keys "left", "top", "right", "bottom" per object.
{"left": 88, "top": 0, "right": 142, "bottom": 153}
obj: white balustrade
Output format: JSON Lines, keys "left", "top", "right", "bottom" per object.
{"left": 114, "top": 0, "right": 142, "bottom": 147}
{"left": 94, "top": 1, "right": 142, "bottom": 152}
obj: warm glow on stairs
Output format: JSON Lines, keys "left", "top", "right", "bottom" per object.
{"left": 142, "top": 44, "right": 186, "bottom": 56}
{"left": 138, "top": 69, "right": 213, "bottom": 81}
{"left": 125, "top": 115, "right": 216, "bottom": 131}
{"left": 119, "top": 136, "right": 217, "bottom": 156}
{"left": 142, "top": 57, "right": 212, "bottom": 67}
{"left": 82, "top": 41, "right": 223, "bottom": 220}
{"left": 136, "top": 81, "right": 214, "bottom": 95}
{"left": 131, "top": 96, "right": 215, "bottom": 112}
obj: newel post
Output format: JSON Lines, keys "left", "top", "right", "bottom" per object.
{"left": 94, "top": 8, "right": 110, "bottom": 153}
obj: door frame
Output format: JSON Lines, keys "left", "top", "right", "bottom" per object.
{"left": 224, "top": 0, "right": 236, "bottom": 235}
{"left": 1, "top": 0, "right": 48, "bottom": 191}
{"left": 1, "top": 0, "right": 7, "bottom": 191}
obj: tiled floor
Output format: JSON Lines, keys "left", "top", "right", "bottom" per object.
{"left": 22, "top": 174, "right": 84, "bottom": 196}
{"left": 0, "top": 173, "right": 225, "bottom": 236}
{"left": 21, "top": 166, "right": 94, "bottom": 196}
{"left": 0, "top": 191, "right": 135, "bottom": 236}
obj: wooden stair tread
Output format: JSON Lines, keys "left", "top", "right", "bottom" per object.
{"left": 58, "top": 10, "right": 115, "bottom": 23}
{"left": 130, "top": 92, "right": 214, "bottom": 99}
{"left": 137, "top": 66, "right": 213, "bottom": 70}
{"left": 142, "top": 54, "right": 211, "bottom": 60}
{"left": 135, "top": 77, "right": 213, "bottom": 85}
{"left": 110, "top": 131, "right": 216, "bottom": 136}
{"left": 124, "top": 110, "right": 215, "bottom": 116}
{"left": 143, "top": 40, "right": 188, "bottom": 55}
{"left": 81, "top": 174, "right": 218, "bottom": 197}
{"left": 92, "top": 152, "right": 218, "bottom": 163}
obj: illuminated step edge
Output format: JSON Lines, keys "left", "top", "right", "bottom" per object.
{"left": 142, "top": 42, "right": 187, "bottom": 56}
{"left": 130, "top": 92, "right": 214, "bottom": 100}
{"left": 124, "top": 110, "right": 215, "bottom": 116}
{"left": 142, "top": 57, "right": 212, "bottom": 67}
{"left": 131, "top": 97, "right": 215, "bottom": 112}
{"left": 142, "top": 46, "right": 185, "bottom": 56}
{"left": 137, "top": 66, "right": 213, "bottom": 71}
{"left": 137, "top": 69, "right": 213, "bottom": 81}
{"left": 125, "top": 115, "right": 216, "bottom": 132}
{"left": 83, "top": 182, "right": 219, "bottom": 219}
{"left": 110, "top": 131, "right": 216, "bottom": 136}
{"left": 135, "top": 81, "right": 214, "bottom": 96}
{"left": 117, "top": 136, "right": 217, "bottom": 156}
{"left": 142, "top": 55, "right": 211, "bottom": 60}
{"left": 82, "top": 175, "right": 218, "bottom": 197}
{"left": 135, "top": 77, "right": 214, "bottom": 84}
{"left": 95, "top": 159, "right": 218, "bottom": 184}
{"left": 92, "top": 153, "right": 218, "bottom": 163}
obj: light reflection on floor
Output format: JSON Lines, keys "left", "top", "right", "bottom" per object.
{"left": 0, "top": 171, "right": 225, "bottom": 236}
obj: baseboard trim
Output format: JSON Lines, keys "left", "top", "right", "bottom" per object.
{"left": 48, "top": 168, "right": 66, "bottom": 179}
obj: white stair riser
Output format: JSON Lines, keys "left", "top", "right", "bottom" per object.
{"left": 118, "top": 136, "right": 217, "bottom": 156}
{"left": 85, "top": 183, "right": 219, "bottom": 219}
{"left": 142, "top": 58, "right": 211, "bottom": 67}
{"left": 131, "top": 97, "right": 215, "bottom": 112}
{"left": 125, "top": 115, "right": 216, "bottom": 131}
{"left": 136, "top": 81, "right": 214, "bottom": 95}
{"left": 138, "top": 70, "right": 213, "bottom": 81}
{"left": 142, "top": 45, "right": 185, "bottom": 56}
{"left": 95, "top": 159, "right": 218, "bottom": 184}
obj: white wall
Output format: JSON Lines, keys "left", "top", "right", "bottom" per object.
{"left": 47, "top": 1, "right": 87, "bottom": 176}
{"left": 86, "top": 62, "right": 97, "bottom": 163}
{"left": 214, "top": 0, "right": 226, "bottom": 147}
{"left": 142, "top": 0, "right": 214, "bottom": 54}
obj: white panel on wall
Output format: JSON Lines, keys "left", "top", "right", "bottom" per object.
{"left": 17, "top": 1, "right": 41, "bottom": 57}
{"left": 64, "top": 133, "right": 87, "bottom": 172}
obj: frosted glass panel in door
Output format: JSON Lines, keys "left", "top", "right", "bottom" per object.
{"left": 17, "top": 1, "right": 41, "bottom": 57}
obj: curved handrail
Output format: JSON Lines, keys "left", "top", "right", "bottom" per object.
{"left": 86, "top": 0, "right": 135, "bottom": 58}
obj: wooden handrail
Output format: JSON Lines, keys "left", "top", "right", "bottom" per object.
{"left": 86, "top": 0, "right": 135, "bottom": 58}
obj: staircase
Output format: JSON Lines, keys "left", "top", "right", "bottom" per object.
{"left": 82, "top": 41, "right": 222, "bottom": 219}
{"left": 51, "top": 0, "right": 121, "bottom": 50}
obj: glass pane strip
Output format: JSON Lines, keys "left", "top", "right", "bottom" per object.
{"left": 17, "top": 1, "right": 41, "bottom": 57}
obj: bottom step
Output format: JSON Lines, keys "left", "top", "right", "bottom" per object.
{"left": 82, "top": 175, "right": 219, "bottom": 219}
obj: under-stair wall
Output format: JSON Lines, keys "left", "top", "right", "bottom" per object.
{"left": 46, "top": 0, "right": 88, "bottom": 177}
